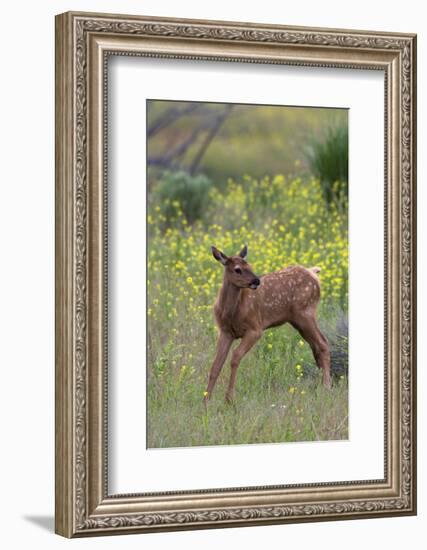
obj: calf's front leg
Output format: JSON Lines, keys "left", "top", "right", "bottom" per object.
{"left": 204, "top": 331, "right": 233, "bottom": 402}
{"left": 226, "top": 330, "right": 261, "bottom": 403}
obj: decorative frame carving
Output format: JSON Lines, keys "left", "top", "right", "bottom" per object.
{"left": 55, "top": 11, "right": 417, "bottom": 537}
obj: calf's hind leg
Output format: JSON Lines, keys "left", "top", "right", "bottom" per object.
{"left": 291, "top": 313, "right": 331, "bottom": 387}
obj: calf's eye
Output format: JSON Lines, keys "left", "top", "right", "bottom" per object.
{"left": 235, "top": 267, "right": 242, "bottom": 274}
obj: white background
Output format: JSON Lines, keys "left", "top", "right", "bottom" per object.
{"left": 110, "top": 59, "right": 384, "bottom": 493}
{"left": 0, "top": 1, "right": 424, "bottom": 548}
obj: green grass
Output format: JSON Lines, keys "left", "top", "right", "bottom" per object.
{"left": 148, "top": 379, "right": 348, "bottom": 448}
{"left": 147, "top": 307, "right": 348, "bottom": 448}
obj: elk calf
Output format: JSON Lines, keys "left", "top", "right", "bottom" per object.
{"left": 205, "top": 245, "right": 331, "bottom": 403}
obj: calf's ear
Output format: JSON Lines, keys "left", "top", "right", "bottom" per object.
{"left": 239, "top": 244, "right": 248, "bottom": 259}
{"left": 211, "top": 246, "right": 228, "bottom": 265}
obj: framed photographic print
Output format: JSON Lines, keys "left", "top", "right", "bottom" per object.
{"left": 55, "top": 11, "right": 417, "bottom": 537}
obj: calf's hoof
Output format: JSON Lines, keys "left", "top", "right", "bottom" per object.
{"left": 323, "top": 377, "right": 331, "bottom": 389}
{"left": 225, "top": 394, "right": 235, "bottom": 405}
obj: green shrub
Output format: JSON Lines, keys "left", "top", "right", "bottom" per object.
{"left": 153, "top": 171, "right": 213, "bottom": 224}
{"left": 306, "top": 126, "right": 348, "bottom": 205}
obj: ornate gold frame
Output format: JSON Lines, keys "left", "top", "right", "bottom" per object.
{"left": 55, "top": 11, "right": 417, "bottom": 537}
